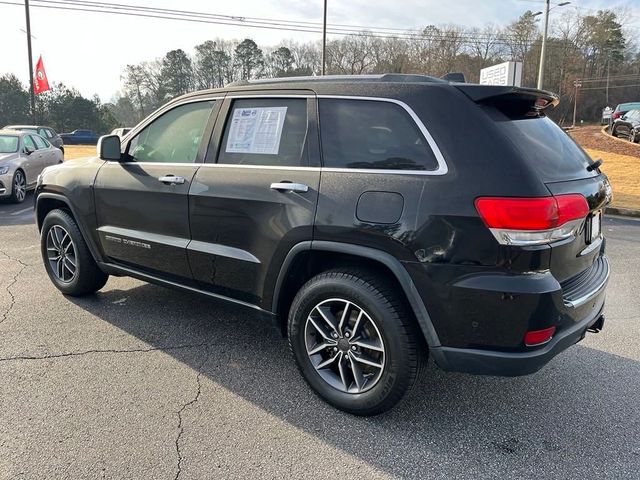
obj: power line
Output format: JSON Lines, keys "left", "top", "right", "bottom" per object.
{"left": 580, "top": 83, "right": 640, "bottom": 91}
{"left": 0, "top": 0, "right": 548, "bottom": 47}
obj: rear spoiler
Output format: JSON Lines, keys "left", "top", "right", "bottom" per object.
{"left": 455, "top": 84, "right": 560, "bottom": 116}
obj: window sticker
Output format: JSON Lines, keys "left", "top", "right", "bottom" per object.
{"left": 226, "top": 106, "right": 288, "bottom": 155}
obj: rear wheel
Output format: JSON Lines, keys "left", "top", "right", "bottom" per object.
{"left": 288, "top": 268, "right": 423, "bottom": 415}
{"left": 9, "top": 169, "right": 26, "bottom": 203}
{"left": 41, "top": 209, "right": 108, "bottom": 296}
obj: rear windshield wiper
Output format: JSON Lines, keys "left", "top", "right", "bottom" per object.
{"left": 587, "top": 158, "right": 603, "bottom": 172}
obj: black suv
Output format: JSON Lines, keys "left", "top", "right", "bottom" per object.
{"left": 35, "top": 75, "right": 610, "bottom": 415}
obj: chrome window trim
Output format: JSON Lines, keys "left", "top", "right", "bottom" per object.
{"left": 317, "top": 95, "right": 448, "bottom": 176}
{"left": 122, "top": 95, "right": 224, "bottom": 162}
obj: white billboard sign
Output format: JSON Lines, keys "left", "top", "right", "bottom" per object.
{"left": 479, "top": 61, "right": 523, "bottom": 87}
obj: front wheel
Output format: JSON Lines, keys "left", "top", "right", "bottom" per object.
{"left": 9, "top": 169, "right": 26, "bottom": 203}
{"left": 41, "top": 209, "right": 108, "bottom": 296}
{"left": 288, "top": 269, "right": 423, "bottom": 415}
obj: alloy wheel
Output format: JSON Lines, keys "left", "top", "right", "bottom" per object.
{"left": 304, "top": 298, "right": 386, "bottom": 394}
{"left": 13, "top": 171, "right": 26, "bottom": 202}
{"left": 46, "top": 225, "right": 77, "bottom": 283}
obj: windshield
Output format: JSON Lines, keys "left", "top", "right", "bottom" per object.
{"left": 0, "top": 135, "right": 19, "bottom": 153}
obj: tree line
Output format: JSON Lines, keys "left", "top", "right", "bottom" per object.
{"left": 1, "top": 8, "right": 638, "bottom": 133}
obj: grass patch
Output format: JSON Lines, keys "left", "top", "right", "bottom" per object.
{"left": 64, "top": 145, "right": 96, "bottom": 160}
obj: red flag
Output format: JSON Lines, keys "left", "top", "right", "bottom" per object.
{"left": 33, "top": 56, "right": 50, "bottom": 94}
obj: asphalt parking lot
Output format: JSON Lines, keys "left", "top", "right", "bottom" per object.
{"left": 1, "top": 195, "right": 639, "bottom": 479}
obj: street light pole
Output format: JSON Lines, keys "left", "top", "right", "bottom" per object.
{"left": 321, "top": 0, "right": 327, "bottom": 75}
{"left": 536, "top": 0, "right": 550, "bottom": 90}
{"left": 24, "top": 0, "right": 36, "bottom": 123}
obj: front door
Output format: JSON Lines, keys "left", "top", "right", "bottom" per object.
{"left": 94, "top": 98, "right": 220, "bottom": 280}
{"left": 188, "top": 93, "right": 320, "bottom": 308}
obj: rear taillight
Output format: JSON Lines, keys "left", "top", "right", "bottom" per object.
{"left": 475, "top": 194, "right": 589, "bottom": 246}
{"left": 612, "top": 112, "right": 622, "bottom": 120}
{"left": 524, "top": 326, "right": 556, "bottom": 346}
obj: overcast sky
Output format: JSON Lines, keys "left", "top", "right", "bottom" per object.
{"left": 1, "top": 0, "right": 638, "bottom": 101}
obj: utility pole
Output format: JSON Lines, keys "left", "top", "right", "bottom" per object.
{"left": 605, "top": 58, "right": 610, "bottom": 105}
{"left": 572, "top": 80, "right": 581, "bottom": 128}
{"left": 24, "top": 0, "right": 36, "bottom": 123}
{"left": 321, "top": 0, "right": 327, "bottom": 75}
{"left": 536, "top": 0, "right": 550, "bottom": 90}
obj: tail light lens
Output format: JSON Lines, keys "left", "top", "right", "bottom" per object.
{"left": 524, "top": 326, "right": 556, "bottom": 346}
{"left": 475, "top": 195, "right": 589, "bottom": 246}
{"left": 612, "top": 112, "right": 622, "bottom": 120}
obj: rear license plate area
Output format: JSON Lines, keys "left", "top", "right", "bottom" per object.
{"left": 586, "top": 210, "right": 602, "bottom": 243}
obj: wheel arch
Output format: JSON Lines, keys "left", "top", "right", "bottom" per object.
{"left": 272, "top": 241, "right": 441, "bottom": 348}
{"left": 36, "top": 192, "right": 104, "bottom": 263}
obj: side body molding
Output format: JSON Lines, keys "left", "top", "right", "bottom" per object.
{"left": 272, "top": 240, "right": 442, "bottom": 348}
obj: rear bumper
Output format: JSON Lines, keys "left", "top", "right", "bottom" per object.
{"left": 430, "top": 303, "right": 605, "bottom": 376}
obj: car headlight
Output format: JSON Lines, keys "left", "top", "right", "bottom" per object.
{"left": 0, "top": 166, "right": 10, "bottom": 175}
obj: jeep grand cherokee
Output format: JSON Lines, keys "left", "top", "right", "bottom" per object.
{"left": 35, "top": 74, "right": 610, "bottom": 415}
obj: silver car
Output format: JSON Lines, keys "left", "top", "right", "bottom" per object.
{"left": 0, "top": 129, "right": 63, "bottom": 203}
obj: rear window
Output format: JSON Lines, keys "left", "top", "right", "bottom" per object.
{"left": 617, "top": 103, "right": 640, "bottom": 112}
{"left": 319, "top": 98, "right": 439, "bottom": 171}
{"left": 491, "top": 113, "right": 598, "bottom": 182}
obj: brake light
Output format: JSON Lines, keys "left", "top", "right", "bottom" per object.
{"left": 612, "top": 112, "right": 622, "bottom": 120}
{"left": 524, "top": 326, "right": 556, "bottom": 346}
{"left": 475, "top": 195, "right": 589, "bottom": 246}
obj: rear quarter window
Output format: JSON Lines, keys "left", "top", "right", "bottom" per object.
{"left": 319, "top": 98, "right": 440, "bottom": 171}
{"left": 490, "top": 112, "right": 598, "bottom": 182}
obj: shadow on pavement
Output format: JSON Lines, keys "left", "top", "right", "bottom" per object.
{"left": 70, "top": 281, "right": 638, "bottom": 477}
{"left": 0, "top": 192, "right": 35, "bottom": 226}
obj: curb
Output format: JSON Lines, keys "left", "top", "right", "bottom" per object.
{"left": 606, "top": 206, "right": 640, "bottom": 218}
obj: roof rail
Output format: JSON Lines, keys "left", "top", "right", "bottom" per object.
{"left": 225, "top": 74, "right": 447, "bottom": 87}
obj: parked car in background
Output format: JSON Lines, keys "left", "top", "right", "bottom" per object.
{"left": 611, "top": 102, "right": 640, "bottom": 121}
{"left": 110, "top": 127, "right": 132, "bottom": 139}
{"left": 3, "top": 124, "right": 64, "bottom": 155}
{"left": 611, "top": 109, "right": 640, "bottom": 143}
{"left": 59, "top": 129, "right": 99, "bottom": 145}
{"left": 35, "top": 75, "right": 610, "bottom": 414}
{"left": 0, "top": 129, "right": 63, "bottom": 203}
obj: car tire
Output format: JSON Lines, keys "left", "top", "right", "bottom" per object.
{"left": 288, "top": 268, "right": 423, "bottom": 415}
{"left": 630, "top": 130, "right": 637, "bottom": 143}
{"left": 9, "top": 169, "right": 27, "bottom": 203}
{"left": 41, "top": 209, "right": 108, "bottom": 296}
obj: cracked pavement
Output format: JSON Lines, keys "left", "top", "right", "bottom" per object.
{"left": 1, "top": 196, "right": 639, "bottom": 479}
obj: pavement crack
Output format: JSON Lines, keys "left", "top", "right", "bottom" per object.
{"left": 174, "top": 344, "right": 210, "bottom": 480}
{"left": 0, "top": 342, "right": 208, "bottom": 362}
{"left": 0, "top": 249, "right": 30, "bottom": 325}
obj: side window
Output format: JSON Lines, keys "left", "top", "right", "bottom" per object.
{"left": 23, "top": 135, "right": 36, "bottom": 152}
{"left": 218, "top": 98, "right": 308, "bottom": 167}
{"left": 127, "top": 101, "right": 214, "bottom": 163}
{"left": 319, "top": 99, "right": 439, "bottom": 171}
{"left": 32, "top": 134, "right": 48, "bottom": 149}
{"left": 45, "top": 128, "right": 55, "bottom": 138}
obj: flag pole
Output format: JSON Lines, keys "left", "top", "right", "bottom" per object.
{"left": 24, "top": 0, "right": 36, "bottom": 123}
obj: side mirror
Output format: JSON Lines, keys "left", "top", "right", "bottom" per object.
{"left": 24, "top": 147, "right": 34, "bottom": 155}
{"left": 97, "top": 135, "right": 121, "bottom": 161}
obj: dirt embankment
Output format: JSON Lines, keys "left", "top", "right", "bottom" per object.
{"left": 569, "top": 125, "right": 640, "bottom": 157}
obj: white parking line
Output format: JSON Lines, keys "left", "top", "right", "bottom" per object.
{"left": 11, "top": 207, "right": 32, "bottom": 216}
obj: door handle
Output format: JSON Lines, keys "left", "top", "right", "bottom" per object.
{"left": 270, "top": 182, "right": 309, "bottom": 193}
{"left": 158, "top": 175, "right": 186, "bottom": 185}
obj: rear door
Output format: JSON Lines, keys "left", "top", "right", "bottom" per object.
{"left": 188, "top": 91, "right": 320, "bottom": 307}
{"left": 31, "top": 134, "right": 58, "bottom": 169}
{"left": 94, "top": 98, "right": 221, "bottom": 280}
